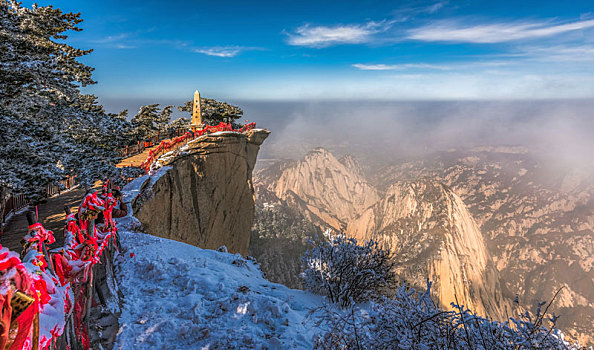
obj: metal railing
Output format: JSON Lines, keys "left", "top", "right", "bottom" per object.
{"left": 46, "top": 175, "right": 77, "bottom": 197}
{"left": 1, "top": 192, "right": 28, "bottom": 225}
{"left": 1, "top": 176, "right": 78, "bottom": 227}
{"left": 118, "top": 129, "right": 190, "bottom": 158}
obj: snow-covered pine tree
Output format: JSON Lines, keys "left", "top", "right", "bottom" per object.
{"left": 157, "top": 105, "right": 173, "bottom": 133}
{"left": 131, "top": 104, "right": 159, "bottom": 141}
{"left": 178, "top": 98, "right": 243, "bottom": 127}
{"left": 0, "top": 1, "right": 132, "bottom": 200}
{"left": 301, "top": 235, "right": 397, "bottom": 307}
{"left": 169, "top": 117, "right": 191, "bottom": 130}
{"left": 130, "top": 104, "right": 173, "bottom": 140}
{"left": 109, "top": 109, "right": 135, "bottom": 148}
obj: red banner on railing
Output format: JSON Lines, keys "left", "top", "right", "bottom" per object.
{"left": 139, "top": 122, "right": 257, "bottom": 173}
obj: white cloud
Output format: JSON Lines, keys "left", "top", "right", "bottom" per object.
{"left": 425, "top": 1, "right": 447, "bottom": 14}
{"left": 390, "top": 1, "right": 448, "bottom": 22}
{"left": 353, "top": 63, "right": 451, "bottom": 71}
{"left": 286, "top": 21, "right": 392, "bottom": 48}
{"left": 194, "top": 46, "right": 242, "bottom": 57}
{"left": 520, "top": 45, "right": 594, "bottom": 62}
{"left": 115, "top": 44, "right": 136, "bottom": 49}
{"left": 408, "top": 19, "right": 594, "bottom": 43}
{"left": 93, "top": 33, "right": 130, "bottom": 44}
{"left": 228, "top": 71, "right": 594, "bottom": 100}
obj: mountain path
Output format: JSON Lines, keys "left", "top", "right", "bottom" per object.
{"left": 0, "top": 143, "right": 161, "bottom": 253}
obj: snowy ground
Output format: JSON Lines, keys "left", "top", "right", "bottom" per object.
{"left": 113, "top": 174, "right": 323, "bottom": 349}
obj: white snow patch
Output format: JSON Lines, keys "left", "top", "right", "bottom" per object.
{"left": 113, "top": 231, "right": 321, "bottom": 349}
{"left": 121, "top": 174, "right": 149, "bottom": 204}
{"left": 146, "top": 166, "right": 171, "bottom": 184}
{"left": 186, "top": 131, "right": 243, "bottom": 146}
{"left": 208, "top": 131, "right": 241, "bottom": 136}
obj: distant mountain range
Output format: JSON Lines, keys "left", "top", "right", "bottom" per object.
{"left": 250, "top": 146, "right": 593, "bottom": 346}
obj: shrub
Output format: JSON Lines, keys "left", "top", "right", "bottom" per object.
{"left": 301, "top": 235, "right": 397, "bottom": 307}
{"left": 311, "top": 282, "right": 580, "bottom": 350}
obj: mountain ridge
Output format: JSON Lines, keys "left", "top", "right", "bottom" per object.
{"left": 253, "top": 148, "right": 512, "bottom": 321}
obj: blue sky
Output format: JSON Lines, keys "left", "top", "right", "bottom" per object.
{"left": 24, "top": 0, "right": 594, "bottom": 101}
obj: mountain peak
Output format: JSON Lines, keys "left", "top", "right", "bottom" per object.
{"left": 304, "top": 147, "right": 334, "bottom": 159}
{"left": 347, "top": 178, "right": 511, "bottom": 320}
{"left": 256, "top": 148, "right": 379, "bottom": 231}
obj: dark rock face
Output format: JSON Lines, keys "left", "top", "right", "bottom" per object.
{"left": 249, "top": 195, "right": 326, "bottom": 289}
{"left": 134, "top": 130, "right": 269, "bottom": 255}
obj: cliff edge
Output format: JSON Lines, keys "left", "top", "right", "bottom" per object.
{"left": 133, "top": 129, "right": 270, "bottom": 255}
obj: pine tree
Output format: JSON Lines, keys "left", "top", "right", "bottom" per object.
{"left": 178, "top": 97, "right": 243, "bottom": 127}
{"left": 0, "top": 1, "right": 131, "bottom": 200}
{"left": 130, "top": 104, "right": 174, "bottom": 140}
{"left": 109, "top": 109, "right": 134, "bottom": 147}
{"left": 169, "top": 117, "right": 191, "bottom": 130}
{"left": 131, "top": 104, "right": 160, "bottom": 141}
{"left": 157, "top": 105, "right": 173, "bottom": 133}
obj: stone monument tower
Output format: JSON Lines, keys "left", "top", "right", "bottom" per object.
{"left": 191, "top": 90, "right": 203, "bottom": 131}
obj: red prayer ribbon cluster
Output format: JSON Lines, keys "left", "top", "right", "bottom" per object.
{"left": 139, "top": 122, "right": 257, "bottom": 173}
{"left": 0, "top": 188, "right": 121, "bottom": 349}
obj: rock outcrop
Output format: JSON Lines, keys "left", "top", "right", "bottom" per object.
{"left": 373, "top": 148, "right": 594, "bottom": 345}
{"left": 134, "top": 129, "right": 269, "bottom": 255}
{"left": 347, "top": 179, "right": 511, "bottom": 320}
{"left": 255, "top": 148, "right": 379, "bottom": 232}
{"left": 253, "top": 146, "right": 593, "bottom": 346}
{"left": 254, "top": 150, "right": 510, "bottom": 320}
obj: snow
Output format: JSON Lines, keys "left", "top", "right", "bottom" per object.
{"left": 147, "top": 165, "right": 172, "bottom": 183}
{"left": 208, "top": 131, "right": 241, "bottom": 136}
{"left": 186, "top": 131, "right": 241, "bottom": 146}
{"left": 114, "top": 175, "right": 323, "bottom": 349}
{"left": 121, "top": 174, "right": 149, "bottom": 205}
{"left": 111, "top": 169, "right": 581, "bottom": 350}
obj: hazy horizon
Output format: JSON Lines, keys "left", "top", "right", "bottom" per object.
{"left": 99, "top": 98, "right": 594, "bottom": 174}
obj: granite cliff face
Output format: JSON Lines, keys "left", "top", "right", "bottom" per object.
{"left": 134, "top": 129, "right": 269, "bottom": 255}
{"left": 347, "top": 180, "right": 511, "bottom": 320}
{"left": 252, "top": 146, "right": 592, "bottom": 345}
{"left": 373, "top": 148, "right": 594, "bottom": 345}
{"left": 253, "top": 149, "right": 509, "bottom": 320}
{"left": 255, "top": 148, "right": 379, "bottom": 232}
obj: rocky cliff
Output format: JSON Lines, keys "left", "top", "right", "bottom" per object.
{"left": 372, "top": 148, "right": 594, "bottom": 345}
{"left": 249, "top": 196, "right": 326, "bottom": 289}
{"left": 134, "top": 129, "right": 269, "bottom": 255}
{"left": 252, "top": 146, "right": 592, "bottom": 345}
{"left": 255, "top": 148, "right": 379, "bottom": 232}
{"left": 347, "top": 179, "right": 511, "bottom": 320}
{"left": 254, "top": 149, "right": 510, "bottom": 320}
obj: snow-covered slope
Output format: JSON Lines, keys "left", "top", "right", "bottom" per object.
{"left": 114, "top": 175, "right": 322, "bottom": 349}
